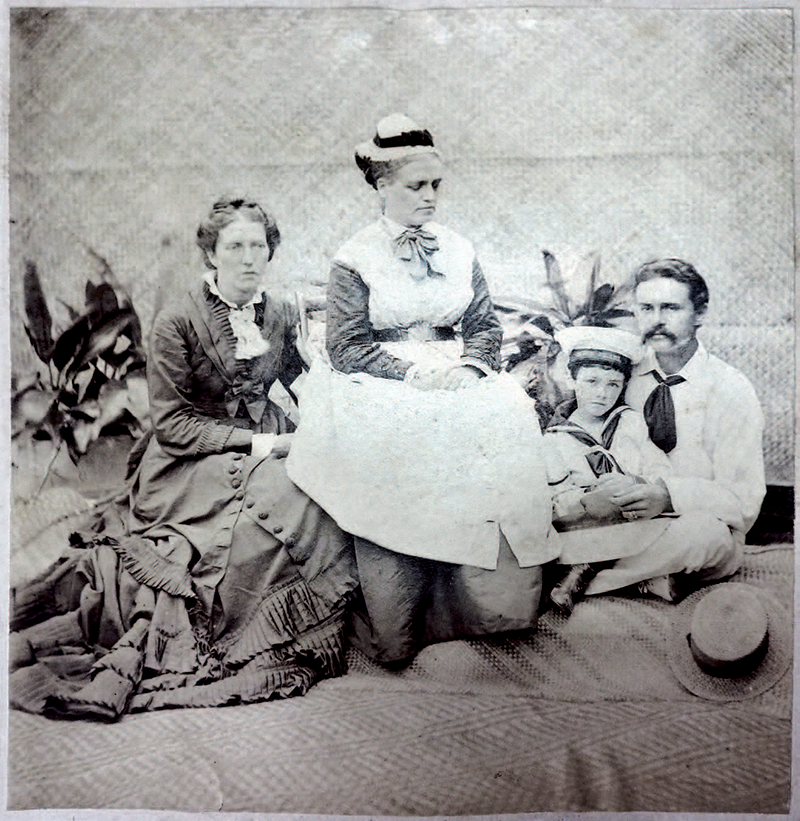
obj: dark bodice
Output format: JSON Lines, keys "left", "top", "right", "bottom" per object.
{"left": 147, "top": 282, "right": 304, "bottom": 456}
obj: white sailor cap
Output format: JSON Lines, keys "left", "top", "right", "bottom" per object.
{"left": 555, "top": 325, "right": 643, "bottom": 372}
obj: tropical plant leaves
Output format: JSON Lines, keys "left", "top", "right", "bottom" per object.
{"left": 12, "top": 387, "right": 57, "bottom": 434}
{"left": 602, "top": 307, "right": 634, "bottom": 318}
{"left": 56, "top": 297, "right": 81, "bottom": 324}
{"left": 85, "top": 281, "right": 119, "bottom": 320}
{"left": 23, "top": 260, "right": 54, "bottom": 362}
{"left": 51, "top": 315, "right": 91, "bottom": 373}
{"left": 65, "top": 309, "right": 139, "bottom": 382}
{"left": 85, "top": 245, "right": 130, "bottom": 303}
{"left": 529, "top": 315, "right": 556, "bottom": 337}
{"left": 17, "top": 255, "right": 150, "bottom": 480}
{"left": 541, "top": 250, "right": 572, "bottom": 321}
{"left": 583, "top": 254, "right": 601, "bottom": 318}
{"left": 85, "top": 245, "right": 143, "bottom": 349}
{"left": 495, "top": 249, "right": 639, "bottom": 424}
{"left": 592, "top": 283, "right": 615, "bottom": 314}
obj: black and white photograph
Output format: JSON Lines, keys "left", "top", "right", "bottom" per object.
{"left": 3, "top": 1, "right": 795, "bottom": 816}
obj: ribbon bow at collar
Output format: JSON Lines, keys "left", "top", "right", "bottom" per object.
{"left": 392, "top": 227, "right": 444, "bottom": 280}
{"left": 546, "top": 404, "right": 628, "bottom": 477}
{"left": 225, "top": 378, "right": 268, "bottom": 423}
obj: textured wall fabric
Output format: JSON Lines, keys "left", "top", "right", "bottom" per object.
{"left": 9, "top": 7, "right": 794, "bottom": 480}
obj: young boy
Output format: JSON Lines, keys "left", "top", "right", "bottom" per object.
{"left": 544, "top": 326, "right": 673, "bottom": 615}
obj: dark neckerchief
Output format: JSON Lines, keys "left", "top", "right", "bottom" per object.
{"left": 642, "top": 370, "right": 686, "bottom": 454}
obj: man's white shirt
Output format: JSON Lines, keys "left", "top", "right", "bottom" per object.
{"left": 625, "top": 342, "right": 766, "bottom": 539}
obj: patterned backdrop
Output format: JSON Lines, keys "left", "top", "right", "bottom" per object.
{"left": 9, "top": 6, "right": 794, "bottom": 482}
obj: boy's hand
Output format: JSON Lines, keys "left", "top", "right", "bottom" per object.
{"left": 592, "top": 474, "right": 636, "bottom": 496}
{"left": 581, "top": 488, "right": 624, "bottom": 520}
{"left": 270, "top": 433, "right": 294, "bottom": 459}
{"left": 251, "top": 433, "right": 293, "bottom": 460}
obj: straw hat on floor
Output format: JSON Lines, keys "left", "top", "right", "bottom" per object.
{"left": 667, "top": 582, "right": 791, "bottom": 701}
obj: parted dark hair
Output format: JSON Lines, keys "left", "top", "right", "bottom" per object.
{"left": 196, "top": 196, "right": 281, "bottom": 269}
{"left": 633, "top": 258, "right": 709, "bottom": 313}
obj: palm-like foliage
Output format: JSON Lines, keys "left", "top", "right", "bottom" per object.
{"left": 495, "top": 249, "right": 634, "bottom": 426}
{"left": 14, "top": 252, "right": 149, "bottom": 481}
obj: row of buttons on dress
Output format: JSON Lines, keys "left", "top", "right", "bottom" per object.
{"left": 231, "top": 452, "right": 296, "bottom": 547}
{"left": 207, "top": 452, "right": 247, "bottom": 553}
{"left": 230, "top": 453, "right": 245, "bottom": 500}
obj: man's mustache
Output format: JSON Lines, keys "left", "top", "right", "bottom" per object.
{"left": 642, "top": 327, "right": 678, "bottom": 344}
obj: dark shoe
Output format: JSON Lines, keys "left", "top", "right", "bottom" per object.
{"left": 550, "top": 563, "right": 597, "bottom": 616}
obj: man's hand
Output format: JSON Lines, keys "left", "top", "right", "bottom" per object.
{"left": 610, "top": 478, "right": 672, "bottom": 520}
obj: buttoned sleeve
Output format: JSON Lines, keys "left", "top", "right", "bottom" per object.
{"left": 326, "top": 261, "right": 413, "bottom": 380}
{"left": 663, "top": 369, "right": 765, "bottom": 535}
{"left": 148, "top": 307, "right": 252, "bottom": 457}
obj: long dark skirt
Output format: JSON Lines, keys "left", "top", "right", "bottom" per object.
{"left": 347, "top": 531, "right": 543, "bottom": 666}
{"left": 10, "top": 443, "right": 357, "bottom": 720}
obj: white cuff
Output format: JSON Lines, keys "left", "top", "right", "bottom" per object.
{"left": 251, "top": 433, "right": 278, "bottom": 459}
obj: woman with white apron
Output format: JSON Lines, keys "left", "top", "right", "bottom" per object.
{"left": 288, "top": 115, "right": 555, "bottom": 665}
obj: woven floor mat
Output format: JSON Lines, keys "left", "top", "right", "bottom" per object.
{"left": 8, "top": 546, "right": 792, "bottom": 814}
{"left": 9, "top": 686, "right": 790, "bottom": 814}
{"left": 345, "top": 546, "right": 793, "bottom": 719}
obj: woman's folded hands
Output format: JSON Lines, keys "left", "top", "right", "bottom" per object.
{"left": 404, "top": 363, "right": 483, "bottom": 391}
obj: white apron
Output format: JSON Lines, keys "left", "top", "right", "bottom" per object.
{"left": 287, "top": 358, "right": 555, "bottom": 570}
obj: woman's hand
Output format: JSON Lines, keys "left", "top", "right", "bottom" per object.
{"left": 271, "top": 433, "right": 293, "bottom": 459}
{"left": 251, "top": 433, "right": 293, "bottom": 460}
{"left": 405, "top": 363, "right": 482, "bottom": 391}
{"left": 404, "top": 364, "right": 447, "bottom": 391}
{"left": 440, "top": 365, "right": 483, "bottom": 391}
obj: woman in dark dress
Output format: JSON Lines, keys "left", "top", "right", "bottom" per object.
{"left": 10, "top": 196, "right": 356, "bottom": 719}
